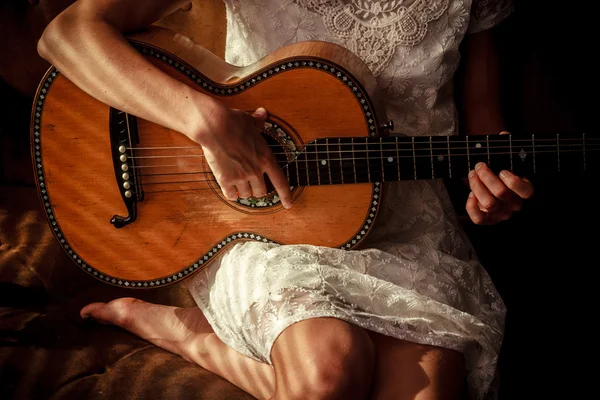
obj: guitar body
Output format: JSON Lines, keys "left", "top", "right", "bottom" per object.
{"left": 32, "top": 27, "right": 387, "bottom": 288}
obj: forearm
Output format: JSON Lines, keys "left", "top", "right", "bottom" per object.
{"left": 456, "top": 29, "right": 505, "bottom": 135}
{"left": 37, "top": 1, "right": 217, "bottom": 141}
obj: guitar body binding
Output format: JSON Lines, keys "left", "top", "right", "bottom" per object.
{"left": 30, "top": 28, "right": 385, "bottom": 288}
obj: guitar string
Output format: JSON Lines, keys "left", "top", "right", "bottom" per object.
{"left": 125, "top": 136, "right": 600, "bottom": 152}
{"left": 128, "top": 147, "right": 600, "bottom": 170}
{"left": 127, "top": 143, "right": 600, "bottom": 160}
{"left": 125, "top": 148, "right": 600, "bottom": 188}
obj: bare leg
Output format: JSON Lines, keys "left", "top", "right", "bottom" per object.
{"left": 81, "top": 298, "right": 276, "bottom": 399}
{"left": 270, "top": 317, "right": 375, "bottom": 400}
{"left": 366, "top": 331, "right": 465, "bottom": 400}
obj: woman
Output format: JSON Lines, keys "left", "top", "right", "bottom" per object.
{"left": 38, "top": 0, "right": 533, "bottom": 399}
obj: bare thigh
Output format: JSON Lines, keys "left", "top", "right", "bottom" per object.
{"left": 367, "top": 331, "right": 465, "bottom": 400}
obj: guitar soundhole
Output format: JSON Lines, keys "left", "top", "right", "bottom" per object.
{"left": 234, "top": 120, "right": 299, "bottom": 209}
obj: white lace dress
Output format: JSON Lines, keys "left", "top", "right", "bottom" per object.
{"left": 187, "top": 1, "right": 512, "bottom": 398}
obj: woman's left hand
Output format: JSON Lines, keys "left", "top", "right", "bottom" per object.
{"left": 465, "top": 133, "right": 534, "bottom": 225}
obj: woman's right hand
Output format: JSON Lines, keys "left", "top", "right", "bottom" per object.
{"left": 193, "top": 100, "right": 293, "bottom": 209}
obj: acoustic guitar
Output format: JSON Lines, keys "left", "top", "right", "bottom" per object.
{"left": 31, "top": 27, "right": 596, "bottom": 288}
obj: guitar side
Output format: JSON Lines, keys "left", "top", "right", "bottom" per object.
{"left": 31, "top": 27, "right": 386, "bottom": 287}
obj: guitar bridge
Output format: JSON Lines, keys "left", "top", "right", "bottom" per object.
{"left": 109, "top": 108, "right": 143, "bottom": 228}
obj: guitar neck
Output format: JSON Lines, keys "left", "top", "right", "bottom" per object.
{"left": 285, "top": 133, "right": 599, "bottom": 186}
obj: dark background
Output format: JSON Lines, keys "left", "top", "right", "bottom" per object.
{"left": 460, "top": 2, "right": 594, "bottom": 399}
{"left": 0, "top": 1, "right": 595, "bottom": 399}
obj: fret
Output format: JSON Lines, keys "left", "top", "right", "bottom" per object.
{"left": 314, "top": 144, "right": 321, "bottom": 185}
{"left": 431, "top": 136, "right": 451, "bottom": 179}
{"left": 351, "top": 138, "right": 357, "bottom": 182}
{"left": 304, "top": 146, "right": 311, "bottom": 185}
{"left": 511, "top": 135, "right": 535, "bottom": 177}
{"left": 509, "top": 135, "right": 513, "bottom": 172}
{"left": 293, "top": 157, "right": 303, "bottom": 186}
{"left": 325, "top": 138, "right": 332, "bottom": 184}
{"left": 393, "top": 136, "right": 415, "bottom": 181}
{"left": 338, "top": 138, "right": 355, "bottom": 184}
{"left": 411, "top": 137, "right": 417, "bottom": 180}
{"left": 466, "top": 135, "right": 471, "bottom": 171}
{"left": 284, "top": 159, "right": 290, "bottom": 183}
{"left": 381, "top": 137, "right": 400, "bottom": 182}
{"left": 583, "top": 131, "right": 600, "bottom": 175}
{"left": 338, "top": 138, "right": 344, "bottom": 183}
{"left": 429, "top": 137, "right": 434, "bottom": 179}
{"left": 583, "top": 133, "right": 586, "bottom": 172}
{"left": 395, "top": 136, "right": 401, "bottom": 180}
{"left": 413, "top": 137, "right": 435, "bottom": 180}
{"left": 557, "top": 134, "right": 585, "bottom": 175}
{"left": 448, "top": 136, "right": 469, "bottom": 178}
{"left": 316, "top": 139, "right": 331, "bottom": 185}
{"left": 327, "top": 138, "right": 344, "bottom": 185}
{"left": 353, "top": 137, "right": 370, "bottom": 183}
{"left": 365, "top": 137, "right": 372, "bottom": 182}
{"left": 557, "top": 133, "right": 560, "bottom": 172}
{"left": 366, "top": 137, "right": 383, "bottom": 182}
{"left": 287, "top": 156, "right": 297, "bottom": 187}
{"left": 380, "top": 138, "right": 385, "bottom": 181}
{"left": 447, "top": 136, "right": 452, "bottom": 178}
{"left": 486, "top": 135, "right": 490, "bottom": 166}
{"left": 467, "top": 136, "right": 489, "bottom": 172}
{"left": 533, "top": 134, "right": 559, "bottom": 176}
{"left": 532, "top": 134, "right": 536, "bottom": 174}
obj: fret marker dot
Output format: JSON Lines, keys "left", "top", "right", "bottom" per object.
{"left": 476, "top": 143, "right": 482, "bottom": 148}
{"left": 321, "top": 160, "right": 327, "bottom": 165}
{"left": 387, "top": 157, "right": 393, "bottom": 163}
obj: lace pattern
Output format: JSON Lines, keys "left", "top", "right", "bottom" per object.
{"left": 294, "top": 0, "right": 450, "bottom": 76}
{"left": 193, "top": 1, "right": 514, "bottom": 399}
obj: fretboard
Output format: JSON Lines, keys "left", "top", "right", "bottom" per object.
{"left": 283, "top": 133, "right": 599, "bottom": 186}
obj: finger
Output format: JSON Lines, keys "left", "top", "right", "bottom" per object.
{"left": 249, "top": 175, "right": 268, "bottom": 198}
{"left": 474, "top": 162, "right": 512, "bottom": 202}
{"left": 221, "top": 185, "right": 238, "bottom": 201}
{"left": 507, "top": 192, "right": 523, "bottom": 212}
{"left": 466, "top": 192, "right": 486, "bottom": 225}
{"left": 264, "top": 161, "right": 293, "bottom": 209}
{"left": 468, "top": 169, "right": 499, "bottom": 212}
{"left": 235, "top": 181, "right": 253, "bottom": 199}
{"left": 499, "top": 170, "right": 534, "bottom": 199}
{"left": 252, "top": 107, "right": 268, "bottom": 130}
{"left": 499, "top": 131, "right": 510, "bottom": 135}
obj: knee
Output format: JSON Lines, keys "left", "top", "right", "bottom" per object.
{"left": 290, "top": 326, "right": 375, "bottom": 399}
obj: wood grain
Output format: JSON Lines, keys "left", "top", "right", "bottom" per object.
{"left": 34, "top": 26, "right": 386, "bottom": 284}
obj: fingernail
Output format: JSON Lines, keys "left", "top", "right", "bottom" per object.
{"left": 499, "top": 170, "right": 510, "bottom": 179}
{"left": 475, "top": 162, "right": 485, "bottom": 170}
{"left": 468, "top": 170, "right": 476, "bottom": 178}
{"left": 468, "top": 191, "right": 474, "bottom": 197}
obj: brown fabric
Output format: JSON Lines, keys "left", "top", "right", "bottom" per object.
{"left": 0, "top": 306, "right": 251, "bottom": 400}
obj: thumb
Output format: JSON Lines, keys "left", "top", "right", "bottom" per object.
{"left": 253, "top": 107, "right": 268, "bottom": 120}
{"left": 252, "top": 107, "right": 268, "bottom": 130}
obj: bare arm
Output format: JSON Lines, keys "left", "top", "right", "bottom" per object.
{"left": 455, "top": 29, "right": 505, "bottom": 135}
{"left": 37, "top": 0, "right": 294, "bottom": 208}
{"left": 37, "top": 0, "right": 215, "bottom": 141}
{"left": 455, "top": 28, "right": 534, "bottom": 223}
